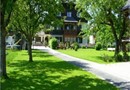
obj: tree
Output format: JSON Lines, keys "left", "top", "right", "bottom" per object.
{"left": 80, "top": 23, "right": 114, "bottom": 49}
{"left": 0, "top": 0, "right": 16, "bottom": 79}
{"left": 95, "top": 25, "right": 114, "bottom": 49}
{"left": 9, "top": 0, "right": 63, "bottom": 62}
{"left": 76, "top": 0, "right": 129, "bottom": 60}
{"left": 0, "top": 0, "right": 63, "bottom": 78}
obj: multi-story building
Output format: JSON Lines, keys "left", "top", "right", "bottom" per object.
{"left": 35, "top": 1, "right": 89, "bottom": 46}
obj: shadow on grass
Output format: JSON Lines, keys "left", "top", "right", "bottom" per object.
{"left": 1, "top": 61, "right": 117, "bottom": 90}
{"left": 1, "top": 75, "right": 118, "bottom": 90}
{"left": 1, "top": 50, "right": 118, "bottom": 90}
{"left": 21, "top": 50, "right": 53, "bottom": 58}
{"left": 33, "top": 53, "right": 53, "bottom": 58}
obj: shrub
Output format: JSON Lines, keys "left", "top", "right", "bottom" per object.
{"left": 123, "top": 53, "right": 129, "bottom": 61}
{"left": 72, "top": 42, "right": 79, "bottom": 51}
{"left": 101, "top": 54, "right": 114, "bottom": 62}
{"left": 58, "top": 42, "right": 65, "bottom": 49}
{"left": 95, "top": 42, "right": 102, "bottom": 50}
{"left": 66, "top": 42, "right": 70, "bottom": 49}
{"left": 49, "top": 38, "right": 58, "bottom": 49}
{"left": 115, "top": 53, "right": 123, "bottom": 62}
{"left": 70, "top": 42, "right": 78, "bottom": 51}
{"left": 81, "top": 45, "right": 86, "bottom": 49}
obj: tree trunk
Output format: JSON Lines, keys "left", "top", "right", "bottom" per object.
{"left": 28, "top": 39, "right": 33, "bottom": 62}
{"left": 0, "top": 0, "right": 17, "bottom": 79}
{"left": 122, "top": 42, "right": 128, "bottom": 61}
{"left": 109, "top": 18, "right": 121, "bottom": 57}
{"left": 114, "top": 40, "right": 120, "bottom": 56}
{"left": 121, "top": 16, "right": 128, "bottom": 61}
{"left": 0, "top": 27, "right": 8, "bottom": 79}
{"left": 0, "top": 8, "right": 8, "bottom": 79}
{"left": 0, "top": 7, "right": 1, "bottom": 77}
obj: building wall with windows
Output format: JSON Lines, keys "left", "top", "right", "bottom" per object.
{"left": 50, "top": 2, "right": 87, "bottom": 45}
{"left": 36, "top": 2, "right": 88, "bottom": 46}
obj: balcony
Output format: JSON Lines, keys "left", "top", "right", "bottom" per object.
{"left": 64, "top": 30, "right": 80, "bottom": 37}
{"left": 50, "top": 30, "right": 64, "bottom": 35}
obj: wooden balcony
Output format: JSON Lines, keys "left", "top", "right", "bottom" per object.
{"left": 63, "top": 30, "right": 80, "bottom": 37}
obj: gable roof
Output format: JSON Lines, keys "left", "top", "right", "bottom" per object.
{"left": 64, "top": 17, "right": 78, "bottom": 22}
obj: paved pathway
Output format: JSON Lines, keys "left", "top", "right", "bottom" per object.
{"left": 33, "top": 46, "right": 130, "bottom": 90}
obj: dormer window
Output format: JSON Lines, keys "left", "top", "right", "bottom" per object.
{"left": 67, "top": 12, "right": 72, "bottom": 17}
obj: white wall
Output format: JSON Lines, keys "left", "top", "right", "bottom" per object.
{"left": 83, "top": 36, "right": 88, "bottom": 45}
{"left": 89, "top": 35, "right": 95, "bottom": 44}
{"left": 79, "top": 36, "right": 88, "bottom": 46}
{"left": 6, "top": 36, "right": 15, "bottom": 45}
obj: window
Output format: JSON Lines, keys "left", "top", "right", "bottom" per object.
{"left": 56, "top": 26, "right": 61, "bottom": 30}
{"left": 67, "top": 12, "right": 72, "bottom": 17}
{"left": 67, "top": 26, "right": 70, "bottom": 30}
{"left": 76, "top": 37, "right": 82, "bottom": 43}
{"left": 65, "top": 38, "right": 68, "bottom": 42}
{"left": 73, "top": 26, "right": 77, "bottom": 30}
{"left": 55, "top": 37, "right": 62, "bottom": 42}
{"left": 65, "top": 24, "right": 72, "bottom": 30}
{"left": 65, "top": 25, "right": 70, "bottom": 30}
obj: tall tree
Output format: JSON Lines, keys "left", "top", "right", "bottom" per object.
{"left": 76, "top": 0, "right": 129, "bottom": 59}
{"left": 0, "top": 0, "right": 16, "bottom": 78}
{"left": 9, "top": 0, "right": 63, "bottom": 62}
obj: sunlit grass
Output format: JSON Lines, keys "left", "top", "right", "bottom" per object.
{"left": 58, "top": 48, "right": 115, "bottom": 64}
{"left": 1, "top": 49, "right": 118, "bottom": 90}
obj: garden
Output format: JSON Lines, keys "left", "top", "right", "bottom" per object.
{"left": 49, "top": 37, "right": 130, "bottom": 64}
{"left": 0, "top": 49, "right": 119, "bottom": 90}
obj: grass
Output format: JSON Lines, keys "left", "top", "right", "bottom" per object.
{"left": 58, "top": 48, "right": 115, "bottom": 64}
{"left": 0, "top": 49, "right": 119, "bottom": 90}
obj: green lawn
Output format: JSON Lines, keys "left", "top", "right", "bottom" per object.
{"left": 1, "top": 50, "right": 118, "bottom": 90}
{"left": 58, "top": 49, "right": 115, "bottom": 64}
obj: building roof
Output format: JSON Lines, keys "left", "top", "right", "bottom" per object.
{"left": 64, "top": 17, "right": 78, "bottom": 22}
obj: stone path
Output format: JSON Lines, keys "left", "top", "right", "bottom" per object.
{"left": 33, "top": 46, "right": 130, "bottom": 90}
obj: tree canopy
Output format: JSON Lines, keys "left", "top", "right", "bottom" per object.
{"left": 76, "top": 0, "right": 129, "bottom": 61}
{"left": 1, "top": 0, "right": 64, "bottom": 78}
{"left": 8, "top": 0, "right": 64, "bottom": 62}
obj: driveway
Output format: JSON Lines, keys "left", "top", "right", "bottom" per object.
{"left": 33, "top": 46, "right": 130, "bottom": 90}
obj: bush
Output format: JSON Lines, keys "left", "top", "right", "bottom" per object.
{"left": 101, "top": 54, "right": 114, "bottom": 62}
{"left": 71, "top": 42, "right": 79, "bottom": 51}
{"left": 58, "top": 42, "right": 65, "bottom": 49}
{"left": 123, "top": 53, "right": 129, "bottom": 61}
{"left": 66, "top": 42, "right": 70, "bottom": 49}
{"left": 49, "top": 38, "right": 58, "bottom": 49}
{"left": 115, "top": 53, "right": 123, "bottom": 62}
{"left": 81, "top": 45, "right": 87, "bottom": 49}
{"left": 95, "top": 42, "right": 102, "bottom": 50}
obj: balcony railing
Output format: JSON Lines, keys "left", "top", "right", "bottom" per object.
{"left": 50, "top": 30, "right": 64, "bottom": 35}
{"left": 64, "top": 30, "right": 80, "bottom": 36}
